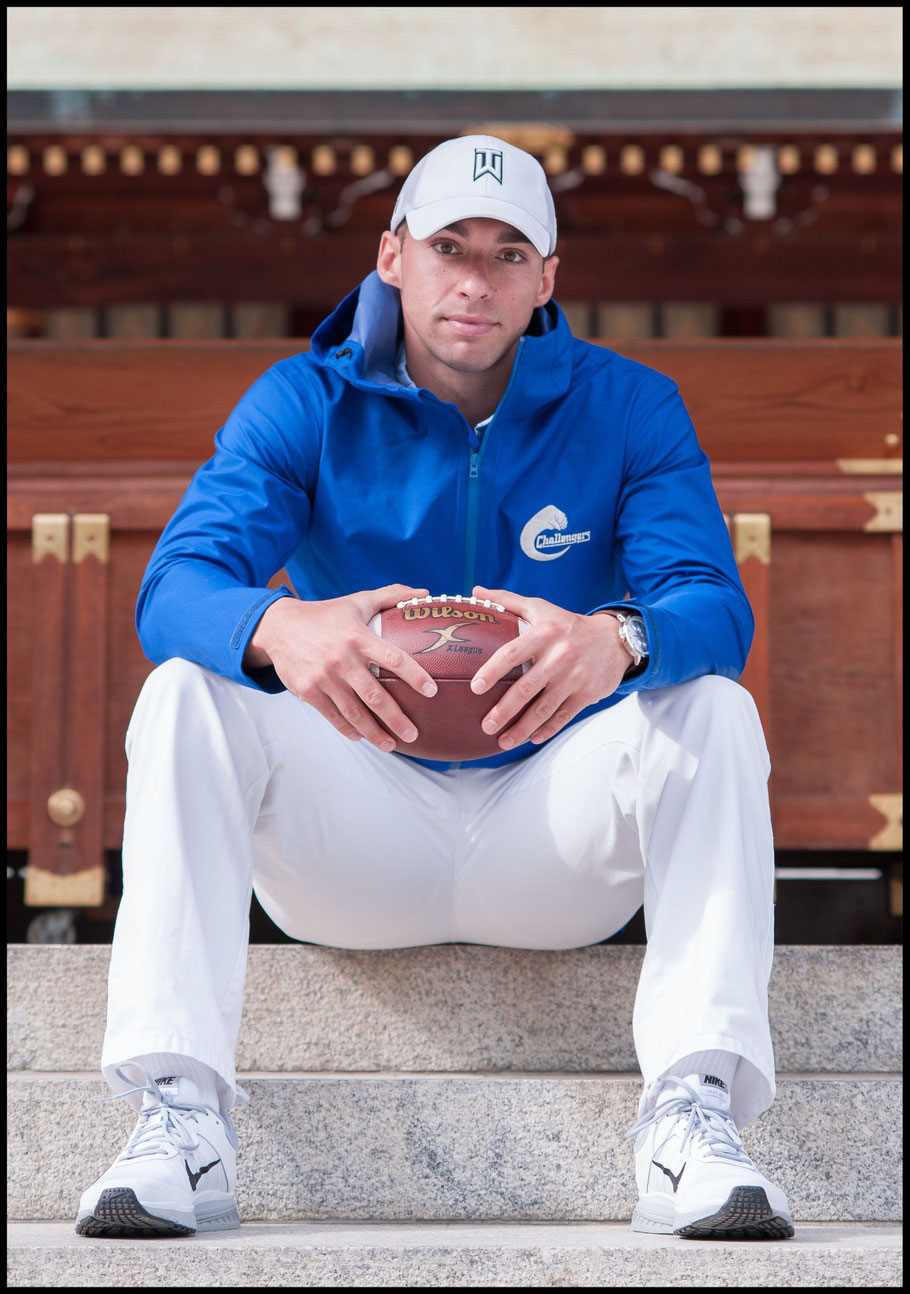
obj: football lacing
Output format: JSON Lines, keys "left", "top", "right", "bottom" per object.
{"left": 396, "top": 594, "right": 506, "bottom": 612}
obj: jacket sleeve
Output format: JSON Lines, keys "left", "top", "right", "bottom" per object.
{"left": 590, "top": 374, "right": 754, "bottom": 696}
{"left": 135, "top": 362, "right": 321, "bottom": 691}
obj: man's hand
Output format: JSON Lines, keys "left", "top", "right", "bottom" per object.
{"left": 244, "top": 585, "right": 438, "bottom": 752}
{"left": 469, "top": 585, "right": 632, "bottom": 750}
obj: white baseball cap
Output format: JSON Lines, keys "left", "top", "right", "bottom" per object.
{"left": 390, "top": 135, "right": 557, "bottom": 257}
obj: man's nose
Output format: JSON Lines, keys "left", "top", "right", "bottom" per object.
{"left": 457, "top": 260, "right": 493, "bottom": 298}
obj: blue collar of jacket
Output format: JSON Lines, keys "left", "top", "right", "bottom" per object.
{"left": 310, "top": 271, "right": 576, "bottom": 418}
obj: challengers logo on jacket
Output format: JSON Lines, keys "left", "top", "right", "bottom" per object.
{"left": 520, "top": 505, "right": 592, "bottom": 562}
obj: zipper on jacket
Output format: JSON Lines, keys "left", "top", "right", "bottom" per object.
{"left": 463, "top": 444, "right": 483, "bottom": 594}
{"left": 462, "top": 338, "right": 524, "bottom": 593}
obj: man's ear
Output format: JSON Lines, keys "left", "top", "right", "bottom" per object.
{"left": 534, "top": 254, "right": 559, "bottom": 308}
{"left": 376, "top": 230, "right": 403, "bottom": 287}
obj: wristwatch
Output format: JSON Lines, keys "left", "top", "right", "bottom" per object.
{"left": 603, "top": 610, "right": 649, "bottom": 669}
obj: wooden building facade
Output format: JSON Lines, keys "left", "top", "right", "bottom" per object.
{"left": 7, "top": 90, "right": 903, "bottom": 943}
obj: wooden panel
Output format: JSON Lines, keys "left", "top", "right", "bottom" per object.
{"left": 769, "top": 531, "right": 900, "bottom": 794}
{"left": 7, "top": 339, "right": 903, "bottom": 467}
{"left": 766, "top": 530, "right": 901, "bottom": 850}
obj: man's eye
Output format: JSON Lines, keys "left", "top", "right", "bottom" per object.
{"left": 434, "top": 241, "right": 459, "bottom": 254}
{"left": 501, "top": 249, "right": 526, "bottom": 263}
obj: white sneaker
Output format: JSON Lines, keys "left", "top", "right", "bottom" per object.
{"left": 628, "top": 1073, "right": 794, "bottom": 1239}
{"left": 76, "top": 1064, "right": 240, "bottom": 1236}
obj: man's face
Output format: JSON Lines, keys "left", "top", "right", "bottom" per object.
{"left": 376, "top": 217, "right": 558, "bottom": 381}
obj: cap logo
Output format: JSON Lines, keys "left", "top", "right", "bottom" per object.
{"left": 473, "top": 149, "right": 503, "bottom": 184}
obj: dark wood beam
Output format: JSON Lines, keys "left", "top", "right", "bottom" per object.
{"left": 7, "top": 228, "right": 902, "bottom": 309}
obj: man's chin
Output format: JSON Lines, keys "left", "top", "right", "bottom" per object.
{"left": 434, "top": 336, "right": 518, "bottom": 375}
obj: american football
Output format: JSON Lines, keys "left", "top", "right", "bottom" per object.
{"left": 369, "top": 595, "right": 532, "bottom": 761}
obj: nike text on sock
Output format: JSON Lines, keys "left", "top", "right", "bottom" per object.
{"left": 656, "top": 1052, "right": 739, "bottom": 1098}
{"left": 673, "top": 1050, "right": 740, "bottom": 1090}
{"left": 128, "top": 1052, "right": 222, "bottom": 1110}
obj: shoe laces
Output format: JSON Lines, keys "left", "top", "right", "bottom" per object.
{"left": 95, "top": 1062, "right": 215, "bottom": 1162}
{"left": 626, "top": 1074, "right": 752, "bottom": 1166}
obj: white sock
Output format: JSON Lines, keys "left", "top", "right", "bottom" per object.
{"left": 130, "top": 1051, "right": 222, "bottom": 1111}
{"left": 653, "top": 1049, "right": 740, "bottom": 1109}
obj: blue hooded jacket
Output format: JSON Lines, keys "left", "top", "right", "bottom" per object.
{"left": 137, "top": 270, "right": 753, "bottom": 769}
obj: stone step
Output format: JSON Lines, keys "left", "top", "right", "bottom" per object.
{"left": 6, "top": 1220, "right": 903, "bottom": 1288}
{"left": 8, "top": 1072, "right": 901, "bottom": 1224}
{"left": 7, "top": 944, "right": 903, "bottom": 1074}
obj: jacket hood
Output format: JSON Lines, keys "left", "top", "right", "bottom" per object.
{"left": 310, "top": 271, "right": 575, "bottom": 410}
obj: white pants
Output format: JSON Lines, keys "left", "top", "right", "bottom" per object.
{"left": 102, "top": 660, "right": 777, "bottom": 1129}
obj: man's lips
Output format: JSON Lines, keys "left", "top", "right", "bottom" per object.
{"left": 443, "top": 315, "right": 498, "bottom": 336}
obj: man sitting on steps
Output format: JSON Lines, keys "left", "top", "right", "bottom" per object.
{"left": 76, "top": 135, "right": 794, "bottom": 1241}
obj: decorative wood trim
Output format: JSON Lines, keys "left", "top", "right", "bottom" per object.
{"left": 863, "top": 491, "right": 903, "bottom": 531}
{"left": 31, "top": 513, "right": 69, "bottom": 564}
{"left": 733, "top": 513, "right": 771, "bottom": 565}
{"left": 24, "top": 863, "right": 104, "bottom": 907}
{"left": 836, "top": 458, "right": 903, "bottom": 475}
{"left": 868, "top": 794, "right": 903, "bottom": 851}
{"left": 72, "top": 513, "right": 110, "bottom": 564}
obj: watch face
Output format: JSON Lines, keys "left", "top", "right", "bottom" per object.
{"left": 623, "top": 616, "right": 648, "bottom": 656}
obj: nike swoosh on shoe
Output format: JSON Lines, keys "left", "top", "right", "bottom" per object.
{"left": 185, "top": 1159, "right": 221, "bottom": 1191}
{"left": 653, "top": 1159, "right": 686, "bottom": 1193}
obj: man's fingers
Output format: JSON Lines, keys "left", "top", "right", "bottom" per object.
{"left": 301, "top": 693, "right": 365, "bottom": 745}
{"left": 265, "top": 588, "right": 442, "bottom": 749}
{"left": 472, "top": 584, "right": 535, "bottom": 621}
{"left": 364, "top": 584, "right": 431, "bottom": 615}
{"left": 479, "top": 661, "right": 549, "bottom": 735}
{"left": 298, "top": 661, "right": 421, "bottom": 753}
{"left": 527, "top": 704, "right": 578, "bottom": 745}
{"left": 360, "top": 587, "right": 438, "bottom": 697}
{"left": 500, "top": 693, "right": 578, "bottom": 750}
{"left": 372, "top": 636, "right": 437, "bottom": 698}
{"left": 316, "top": 683, "right": 403, "bottom": 753}
{"left": 347, "top": 669, "right": 421, "bottom": 748}
{"left": 486, "top": 675, "right": 579, "bottom": 750}
{"left": 470, "top": 637, "right": 532, "bottom": 695}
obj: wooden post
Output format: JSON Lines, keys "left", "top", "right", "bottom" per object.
{"left": 24, "top": 513, "right": 107, "bottom": 906}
